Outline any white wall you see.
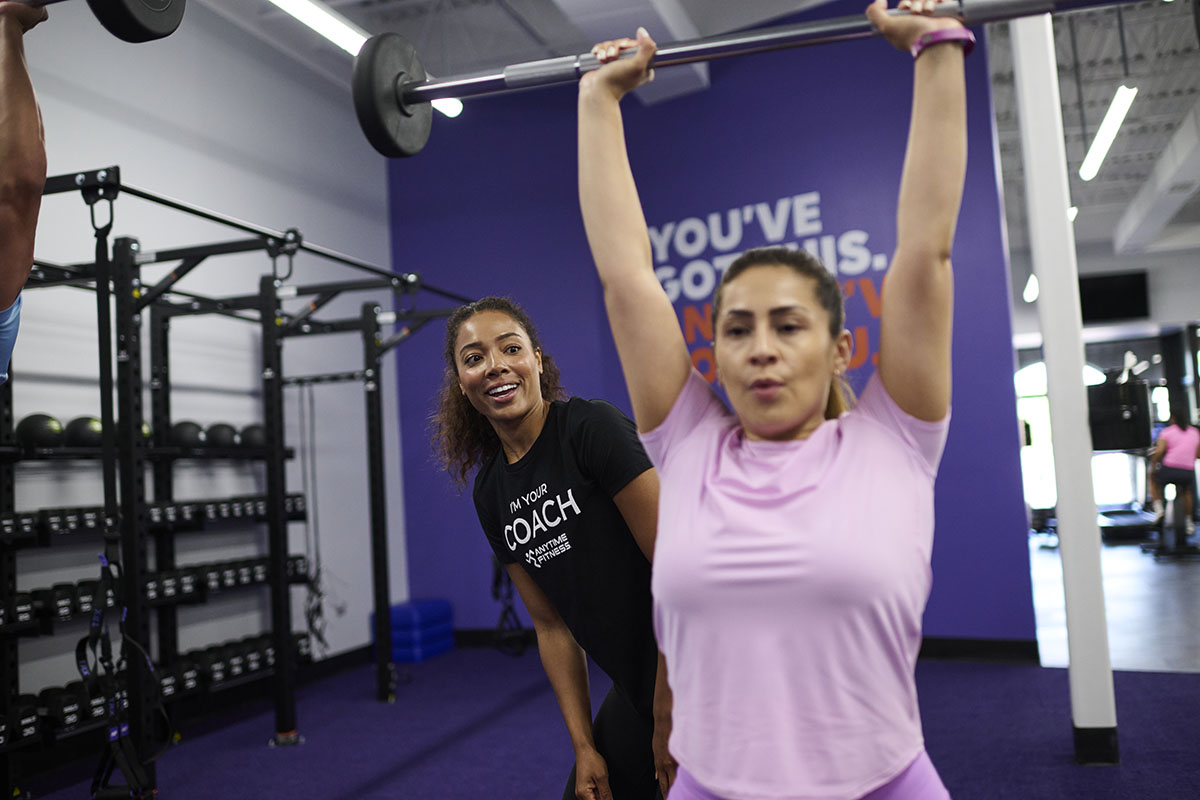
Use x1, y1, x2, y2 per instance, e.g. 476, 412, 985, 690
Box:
1009, 242, 1200, 343
12, 2, 408, 693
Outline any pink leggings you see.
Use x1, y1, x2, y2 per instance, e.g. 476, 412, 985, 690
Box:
667, 751, 950, 800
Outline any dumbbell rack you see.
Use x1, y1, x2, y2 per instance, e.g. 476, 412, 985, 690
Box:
0, 167, 468, 798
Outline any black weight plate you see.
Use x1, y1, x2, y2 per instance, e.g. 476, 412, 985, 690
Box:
352, 33, 432, 158
85, 0, 185, 44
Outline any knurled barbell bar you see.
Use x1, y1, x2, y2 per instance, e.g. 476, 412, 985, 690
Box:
353, 0, 1134, 159
23, 0, 185, 44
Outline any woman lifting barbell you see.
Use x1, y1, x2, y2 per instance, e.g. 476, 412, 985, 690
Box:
577, 0, 971, 797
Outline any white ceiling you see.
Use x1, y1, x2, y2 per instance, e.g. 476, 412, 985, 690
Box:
198, 0, 1200, 287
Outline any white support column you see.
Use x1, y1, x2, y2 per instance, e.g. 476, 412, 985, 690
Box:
1010, 15, 1118, 764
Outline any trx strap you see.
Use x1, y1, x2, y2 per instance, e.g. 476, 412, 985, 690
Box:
75, 217, 160, 800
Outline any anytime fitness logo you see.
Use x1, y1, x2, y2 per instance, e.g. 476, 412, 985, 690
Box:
504, 483, 582, 567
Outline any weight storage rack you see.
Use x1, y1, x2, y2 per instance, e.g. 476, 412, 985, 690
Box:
0, 167, 467, 798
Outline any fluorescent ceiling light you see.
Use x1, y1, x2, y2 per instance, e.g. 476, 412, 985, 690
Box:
1083, 364, 1107, 385
1079, 85, 1138, 182
266, 0, 463, 118
267, 0, 366, 55
1014, 362, 1107, 398
1067, 206, 1078, 222
1023, 273, 1039, 303
434, 98, 464, 118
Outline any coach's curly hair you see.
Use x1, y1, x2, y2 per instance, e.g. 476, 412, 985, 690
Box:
431, 297, 566, 489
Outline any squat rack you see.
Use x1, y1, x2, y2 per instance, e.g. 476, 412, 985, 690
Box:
14, 166, 467, 794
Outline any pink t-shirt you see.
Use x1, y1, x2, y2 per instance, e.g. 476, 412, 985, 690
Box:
1159, 424, 1200, 471
641, 370, 949, 800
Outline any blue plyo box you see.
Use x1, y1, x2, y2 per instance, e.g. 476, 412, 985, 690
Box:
390, 619, 454, 647
369, 598, 454, 663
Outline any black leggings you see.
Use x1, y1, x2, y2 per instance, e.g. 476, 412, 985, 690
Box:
561, 684, 660, 800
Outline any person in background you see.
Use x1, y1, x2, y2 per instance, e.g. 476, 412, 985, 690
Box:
0, 1, 47, 385
432, 297, 674, 799
1148, 408, 1200, 535
577, 0, 971, 796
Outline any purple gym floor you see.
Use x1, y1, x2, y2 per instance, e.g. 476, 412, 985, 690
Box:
29, 648, 1200, 799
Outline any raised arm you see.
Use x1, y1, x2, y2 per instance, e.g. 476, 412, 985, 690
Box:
0, 3, 48, 309
869, 0, 969, 421
578, 30, 692, 433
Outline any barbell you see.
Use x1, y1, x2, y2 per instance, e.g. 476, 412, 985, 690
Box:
24, 0, 184, 43
353, 0, 1133, 159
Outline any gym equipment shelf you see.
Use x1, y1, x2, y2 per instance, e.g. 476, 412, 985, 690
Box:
0, 445, 295, 461
0, 167, 465, 797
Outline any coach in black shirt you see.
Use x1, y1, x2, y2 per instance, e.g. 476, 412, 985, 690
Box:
433, 297, 673, 800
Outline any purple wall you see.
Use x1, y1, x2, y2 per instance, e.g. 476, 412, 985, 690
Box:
389, 9, 1034, 640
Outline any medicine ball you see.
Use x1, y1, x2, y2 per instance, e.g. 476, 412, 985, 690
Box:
206, 423, 239, 448
15, 413, 64, 449
64, 416, 104, 448
240, 424, 266, 449
171, 421, 206, 448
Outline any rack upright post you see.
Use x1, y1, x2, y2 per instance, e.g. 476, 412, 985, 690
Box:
361, 304, 394, 702
112, 237, 158, 785
260, 275, 300, 744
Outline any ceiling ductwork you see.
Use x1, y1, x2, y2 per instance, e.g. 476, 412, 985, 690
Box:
1114, 96, 1200, 254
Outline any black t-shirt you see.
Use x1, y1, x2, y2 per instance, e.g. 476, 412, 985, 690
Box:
474, 398, 658, 715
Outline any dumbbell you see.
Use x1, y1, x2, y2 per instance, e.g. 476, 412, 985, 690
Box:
33, 583, 76, 621
177, 567, 198, 598
158, 668, 178, 699
240, 637, 265, 673
75, 579, 97, 614
200, 564, 222, 593
11, 593, 33, 625
286, 554, 309, 581
254, 634, 276, 669
159, 570, 179, 600
201, 645, 229, 684
176, 657, 200, 694
39, 686, 82, 729
11, 694, 39, 740
221, 642, 246, 678
67, 680, 105, 722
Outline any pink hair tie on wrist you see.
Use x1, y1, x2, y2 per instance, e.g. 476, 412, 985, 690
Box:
909, 27, 976, 60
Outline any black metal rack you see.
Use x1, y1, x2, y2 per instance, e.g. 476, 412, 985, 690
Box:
0, 167, 468, 796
